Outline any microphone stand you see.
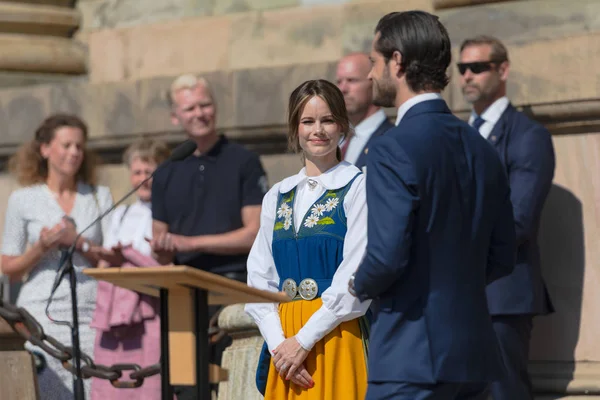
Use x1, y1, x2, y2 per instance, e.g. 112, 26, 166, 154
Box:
66, 243, 85, 399
46, 139, 197, 400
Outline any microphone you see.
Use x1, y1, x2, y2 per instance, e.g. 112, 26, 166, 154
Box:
48, 139, 197, 296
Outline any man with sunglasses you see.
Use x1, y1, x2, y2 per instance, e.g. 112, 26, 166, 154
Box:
458, 35, 556, 400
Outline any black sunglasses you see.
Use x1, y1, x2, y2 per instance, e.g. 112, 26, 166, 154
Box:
456, 61, 495, 75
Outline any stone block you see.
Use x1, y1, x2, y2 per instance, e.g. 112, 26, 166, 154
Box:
87, 28, 127, 82
213, 0, 298, 15
0, 34, 86, 74
205, 70, 236, 130
77, 0, 212, 31
261, 153, 302, 186
0, 84, 52, 144
233, 62, 336, 128
47, 81, 106, 144
441, 0, 600, 46
342, 0, 434, 53
229, 5, 343, 71
88, 16, 232, 83
137, 76, 177, 135
96, 81, 143, 137
0, 2, 80, 37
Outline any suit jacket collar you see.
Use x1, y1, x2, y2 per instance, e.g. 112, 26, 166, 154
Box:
400, 99, 452, 124
487, 102, 517, 146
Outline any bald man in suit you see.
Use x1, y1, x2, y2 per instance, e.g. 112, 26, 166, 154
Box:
336, 53, 393, 170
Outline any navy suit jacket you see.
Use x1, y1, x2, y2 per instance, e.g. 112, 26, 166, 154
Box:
354, 99, 516, 384
485, 103, 555, 316
354, 118, 394, 169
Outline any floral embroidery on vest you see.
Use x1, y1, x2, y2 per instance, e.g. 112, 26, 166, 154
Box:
303, 192, 339, 228
274, 191, 294, 231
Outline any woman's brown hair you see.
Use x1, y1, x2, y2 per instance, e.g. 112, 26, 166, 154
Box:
287, 79, 353, 161
8, 114, 97, 186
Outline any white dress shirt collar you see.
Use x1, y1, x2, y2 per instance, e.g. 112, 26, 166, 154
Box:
468, 96, 509, 128
343, 109, 387, 165
395, 93, 444, 126
354, 109, 387, 139
279, 161, 361, 193
468, 96, 509, 140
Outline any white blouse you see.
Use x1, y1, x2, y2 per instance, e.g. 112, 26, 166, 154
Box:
245, 161, 371, 353
103, 200, 152, 256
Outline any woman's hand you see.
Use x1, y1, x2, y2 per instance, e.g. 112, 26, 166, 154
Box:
272, 337, 311, 381
289, 364, 314, 389
39, 222, 67, 251
97, 244, 126, 267
57, 216, 77, 247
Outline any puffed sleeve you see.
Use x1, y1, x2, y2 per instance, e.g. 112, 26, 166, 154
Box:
244, 184, 286, 353
294, 175, 371, 351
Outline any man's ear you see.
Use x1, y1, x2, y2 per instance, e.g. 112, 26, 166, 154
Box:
498, 61, 510, 82
170, 111, 180, 127
391, 50, 403, 77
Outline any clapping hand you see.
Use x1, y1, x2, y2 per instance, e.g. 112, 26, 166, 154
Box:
56, 216, 77, 247
39, 221, 67, 251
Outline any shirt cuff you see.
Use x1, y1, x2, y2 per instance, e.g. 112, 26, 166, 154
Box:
256, 311, 286, 353
295, 306, 340, 351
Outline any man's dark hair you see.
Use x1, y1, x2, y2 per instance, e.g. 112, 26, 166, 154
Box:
374, 11, 451, 93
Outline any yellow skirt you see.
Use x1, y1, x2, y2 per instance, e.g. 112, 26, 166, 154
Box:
264, 298, 368, 400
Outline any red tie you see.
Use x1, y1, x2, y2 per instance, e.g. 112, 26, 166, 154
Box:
341, 137, 351, 158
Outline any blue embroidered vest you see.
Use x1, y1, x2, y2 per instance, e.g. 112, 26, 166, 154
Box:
255, 172, 361, 394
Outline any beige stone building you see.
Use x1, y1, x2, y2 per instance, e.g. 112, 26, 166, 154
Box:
0, 0, 599, 398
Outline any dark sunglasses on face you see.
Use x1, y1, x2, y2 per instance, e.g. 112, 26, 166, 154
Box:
456, 61, 495, 75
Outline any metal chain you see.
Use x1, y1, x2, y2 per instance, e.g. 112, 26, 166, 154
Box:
0, 299, 161, 389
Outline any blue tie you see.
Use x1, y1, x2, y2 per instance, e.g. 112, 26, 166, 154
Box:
472, 116, 485, 132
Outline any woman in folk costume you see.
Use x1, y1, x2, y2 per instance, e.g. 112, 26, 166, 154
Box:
90, 139, 171, 400
245, 79, 370, 399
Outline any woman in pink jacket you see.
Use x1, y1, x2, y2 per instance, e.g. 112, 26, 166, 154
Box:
91, 139, 170, 400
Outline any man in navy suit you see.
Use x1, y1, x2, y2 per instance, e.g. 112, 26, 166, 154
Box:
336, 52, 394, 170
458, 35, 556, 400
349, 11, 516, 399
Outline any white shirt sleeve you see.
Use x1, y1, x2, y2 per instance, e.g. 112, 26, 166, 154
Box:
1, 190, 27, 256
244, 185, 286, 354
295, 175, 371, 351
103, 205, 125, 250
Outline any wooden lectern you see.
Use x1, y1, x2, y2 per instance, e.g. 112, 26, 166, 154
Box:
84, 266, 289, 400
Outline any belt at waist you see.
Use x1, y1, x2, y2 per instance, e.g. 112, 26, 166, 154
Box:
279, 278, 333, 301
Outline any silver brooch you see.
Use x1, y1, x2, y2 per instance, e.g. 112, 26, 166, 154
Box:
307, 179, 318, 191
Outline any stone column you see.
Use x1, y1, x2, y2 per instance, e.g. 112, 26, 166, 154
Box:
217, 304, 264, 400
0, 0, 85, 87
